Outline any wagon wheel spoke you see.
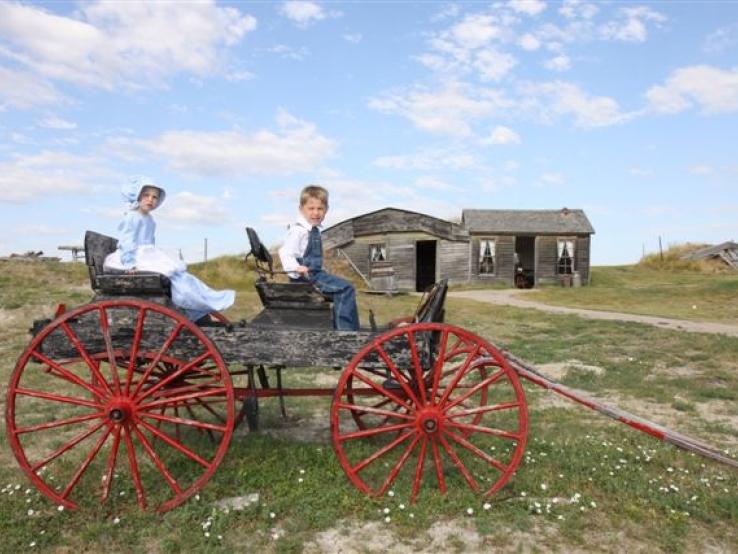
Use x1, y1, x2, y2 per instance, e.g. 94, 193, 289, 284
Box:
61, 426, 112, 499
350, 431, 415, 475
59, 321, 114, 396
29, 420, 107, 473
123, 424, 147, 510
130, 323, 186, 398
30, 351, 107, 400
404, 331, 427, 405
130, 424, 183, 494
443, 428, 507, 472
374, 345, 421, 406
443, 369, 506, 412
98, 306, 122, 393
437, 433, 479, 492
124, 306, 148, 395
430, 436, 447, 495
445, 401, 521, 419
135, 352, 212, 402
15, 387, 103, 409
15, 411, 105, 435
102, 426, 122, 503
134, 418, 211, 468
410, 436, 429, 502
377, 433, 422, 496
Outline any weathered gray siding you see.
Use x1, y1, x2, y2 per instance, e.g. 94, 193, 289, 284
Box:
467, 235, 515, 285
535, 236, 559, 284
576, 236, 591, 283
437, 240, 469, 284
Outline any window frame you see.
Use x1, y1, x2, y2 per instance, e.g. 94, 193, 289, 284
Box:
556, 238, 575, 275
369, 243, 388, 264
477, 237, 496, 276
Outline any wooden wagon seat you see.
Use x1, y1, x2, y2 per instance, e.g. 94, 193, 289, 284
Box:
84, 230, 172, 298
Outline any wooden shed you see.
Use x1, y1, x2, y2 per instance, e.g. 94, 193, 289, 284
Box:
462, 208, 595, 287
322, 208, 469, 292
322, 207, 595, 291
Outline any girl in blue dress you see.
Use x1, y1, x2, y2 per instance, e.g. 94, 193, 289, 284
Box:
104, 176, 235, 321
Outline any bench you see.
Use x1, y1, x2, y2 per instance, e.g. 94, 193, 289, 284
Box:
84, 230, 172, 304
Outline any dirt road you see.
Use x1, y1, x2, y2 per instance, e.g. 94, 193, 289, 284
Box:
449, 289, 738, 337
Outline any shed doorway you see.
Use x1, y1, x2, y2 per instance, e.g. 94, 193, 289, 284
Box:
415, 240, 436, 292
514, 236, 535, 288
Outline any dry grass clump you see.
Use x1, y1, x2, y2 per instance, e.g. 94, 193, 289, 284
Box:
638, 243, 731, 273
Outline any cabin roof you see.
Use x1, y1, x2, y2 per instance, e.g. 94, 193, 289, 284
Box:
461, 208, 595, 234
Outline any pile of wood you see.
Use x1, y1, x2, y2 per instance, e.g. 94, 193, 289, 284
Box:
0, 250, 60, 262
681, 241, 738, 269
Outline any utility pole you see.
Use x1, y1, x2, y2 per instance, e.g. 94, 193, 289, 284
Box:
658, 236, 663, 261
204, 238, 208, 263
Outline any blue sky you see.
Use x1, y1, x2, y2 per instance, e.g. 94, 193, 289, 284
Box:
1, 1, 736, 265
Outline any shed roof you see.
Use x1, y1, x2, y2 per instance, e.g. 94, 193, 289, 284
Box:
462, 208, 595, 234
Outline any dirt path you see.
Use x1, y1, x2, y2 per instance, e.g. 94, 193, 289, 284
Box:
449, 289, 738, 337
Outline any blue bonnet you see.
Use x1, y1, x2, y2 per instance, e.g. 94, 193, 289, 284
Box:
121, 175, 166, 209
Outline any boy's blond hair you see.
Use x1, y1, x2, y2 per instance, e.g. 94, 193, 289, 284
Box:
300, 185, 329, 207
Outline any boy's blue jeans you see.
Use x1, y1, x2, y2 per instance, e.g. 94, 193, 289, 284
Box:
292, 270, 359, 331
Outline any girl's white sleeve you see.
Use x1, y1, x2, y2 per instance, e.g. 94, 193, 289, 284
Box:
117, 213, 139, 267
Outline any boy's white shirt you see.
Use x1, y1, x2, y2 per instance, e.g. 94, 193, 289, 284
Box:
278, 213, 323, 279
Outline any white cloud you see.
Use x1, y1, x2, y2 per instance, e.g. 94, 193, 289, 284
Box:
342, 33, 362, 44
414, 175, 461, 192
0, 66, 61, 109
374, 147, 478, 171
0, 1, 257, 94
544, 54, 571, 72
0, 150, 114, 202
451, 14, 503, 49
482, 125, 521, 145
226, 69, 255, 82
518, 33, 541, 51
368, 83, 510, 136
145, 110, 336, 176
473, 48, 517, 81
520, 81, 630, 127
508, 0, 546, 17
559, 0, 598, 20
645, 65, 738, 114
689, 164, 714, 175
703, 23, 738, 54
269, 44, 310, 60
279, 1, 326, 27
159, 191, 231, 226
628, 167, 653, 177
37, 115, 77, 130
600, 6, 666, 43
539, 172, 565, 185
15, 224, 71, 237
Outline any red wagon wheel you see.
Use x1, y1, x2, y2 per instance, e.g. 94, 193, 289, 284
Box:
5, 299, 234, 512
331, 323, 528, 502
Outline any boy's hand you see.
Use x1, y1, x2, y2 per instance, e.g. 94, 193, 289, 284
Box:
296, 265, 310, 276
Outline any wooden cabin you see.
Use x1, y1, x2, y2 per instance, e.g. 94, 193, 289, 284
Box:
322, 207, 595, 291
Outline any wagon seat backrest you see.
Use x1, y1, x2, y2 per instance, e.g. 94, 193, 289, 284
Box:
245, 227, 333, 329
84, 230, 172, 303
415, 279, 448, 324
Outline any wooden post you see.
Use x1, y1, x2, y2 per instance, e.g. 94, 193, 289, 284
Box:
658, 236, 663, 261
204, 238, 208, 263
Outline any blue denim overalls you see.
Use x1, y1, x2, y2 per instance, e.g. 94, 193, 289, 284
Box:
293, 226, 359, 331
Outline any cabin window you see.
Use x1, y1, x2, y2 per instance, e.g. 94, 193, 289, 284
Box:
557, 239, 575, 274
369, 243, 387, 263
478, 239, 496, 275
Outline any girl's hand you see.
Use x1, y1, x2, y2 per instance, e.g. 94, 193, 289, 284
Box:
296, 265, 310, 276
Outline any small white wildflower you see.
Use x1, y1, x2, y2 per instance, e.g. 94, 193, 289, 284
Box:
218, 535, 223, 541
520, 491, 527, 497
25, 488, 32, 495
298, 478, 304, 483
113, 517, 120, 524
590, 501, 597, 508
388, 490, 395, 497
57, 505, 64, 512
204, 532, 210, 538
29, 542, 36, 548
195, 494, 200, 501
667, 467, 674, 473
119, 491, 125, 496
27, 509, 34, 516
14, 484, 21, 490
466, 507, 474, 515
409, 513, 414, 519
269, 512, 276, 519
540, 483, 548, 491
384, 516, 391, 523
272, 533, 279, 540
483, 502, 491, 510
383, 507, 390, 514
399, 504, 405, 510
299, 469, 305, 474
557, 515, 564, 520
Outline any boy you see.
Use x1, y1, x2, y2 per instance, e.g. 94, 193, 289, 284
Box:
278, 185, 359, 331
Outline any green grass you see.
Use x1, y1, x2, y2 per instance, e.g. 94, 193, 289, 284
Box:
525, 264, 738, 324
0, 259, 736, 552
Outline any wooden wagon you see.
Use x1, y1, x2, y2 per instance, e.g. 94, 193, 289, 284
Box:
5, 228, 530, 513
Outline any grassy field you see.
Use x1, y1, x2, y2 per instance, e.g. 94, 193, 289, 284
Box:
0, 258, 736, 553
525, 264, 738, 324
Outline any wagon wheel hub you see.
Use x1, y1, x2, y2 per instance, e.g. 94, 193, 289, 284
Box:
417, 409, 443, 435
106, 401, 133, 423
